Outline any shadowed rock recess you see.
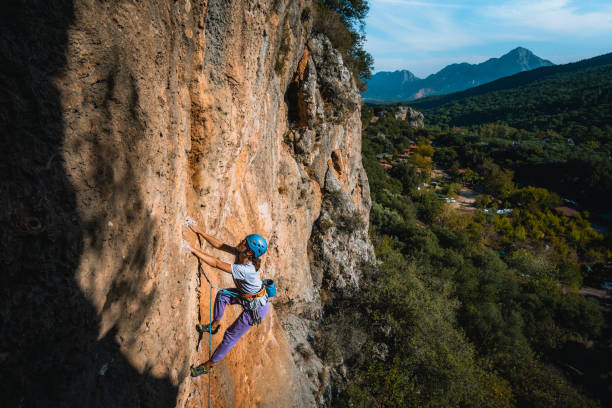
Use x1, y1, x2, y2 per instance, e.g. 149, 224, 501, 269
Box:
0, 1, 374, 407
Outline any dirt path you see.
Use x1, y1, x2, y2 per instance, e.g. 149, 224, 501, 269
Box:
451, 187, 478, 213
580, 286, 611, 300
430, 168, 478, 213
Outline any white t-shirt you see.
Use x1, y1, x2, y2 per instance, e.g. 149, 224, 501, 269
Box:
231, 262, 262, 295
230, 247, 267, 308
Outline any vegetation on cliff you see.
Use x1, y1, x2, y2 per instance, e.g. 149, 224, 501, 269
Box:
314, 0, 373, 90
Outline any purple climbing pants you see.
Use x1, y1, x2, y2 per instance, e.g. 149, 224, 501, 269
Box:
210, 288, 270, 363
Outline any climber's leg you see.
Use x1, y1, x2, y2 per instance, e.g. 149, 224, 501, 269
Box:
213, 288, 241, 321
196, 289, 240, 335
210, 302, 270, 363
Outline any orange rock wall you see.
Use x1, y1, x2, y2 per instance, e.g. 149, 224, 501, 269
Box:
28, 0, 371, 406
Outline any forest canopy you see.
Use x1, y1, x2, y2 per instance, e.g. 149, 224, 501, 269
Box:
331, 98, 612, 407
402, 58, 612, 211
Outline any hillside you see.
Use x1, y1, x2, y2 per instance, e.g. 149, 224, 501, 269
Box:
348, 106, 612, 407
363, 47, 553, 102
401, 53, 612, 210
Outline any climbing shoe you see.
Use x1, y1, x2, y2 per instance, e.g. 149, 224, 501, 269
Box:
196, 322, 219, 335
190, 364, 209, 377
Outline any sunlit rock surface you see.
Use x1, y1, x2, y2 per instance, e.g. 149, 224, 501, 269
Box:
1, 1, 374, 406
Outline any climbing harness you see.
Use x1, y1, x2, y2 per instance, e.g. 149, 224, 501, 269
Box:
242, 286, 266, 299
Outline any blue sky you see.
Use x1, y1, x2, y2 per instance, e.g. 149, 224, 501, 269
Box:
365, 0, 612, 77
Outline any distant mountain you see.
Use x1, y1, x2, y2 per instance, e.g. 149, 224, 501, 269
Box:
363, 47, 554, 103
407, 51, 612, 139
362, 70, 420, 102
408, 51, 612, 112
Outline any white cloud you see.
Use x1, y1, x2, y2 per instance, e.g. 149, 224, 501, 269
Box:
484, 0, 612, 35
366, 5, 480, 52
365, 0, 612, 74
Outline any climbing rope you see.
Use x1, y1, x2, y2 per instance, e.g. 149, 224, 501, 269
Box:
200, 263, 213, 408
198, 263, 240, 298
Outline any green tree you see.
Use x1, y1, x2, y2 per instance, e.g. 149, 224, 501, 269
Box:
509, 186, 562, 211
335, 236, 514, 408
433, 147, 458, 167
416, 191, 443, 224
481, 161, 515, 198
506, 249, 554, 279
409, 153, 433, 170
558, 261, 583, 289
390, 162, 424, 195
447, 182, 461, 197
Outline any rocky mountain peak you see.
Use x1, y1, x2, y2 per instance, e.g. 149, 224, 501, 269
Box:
400, 69, 419, 82
500, 46, 553, 69
508, 46, 530, 55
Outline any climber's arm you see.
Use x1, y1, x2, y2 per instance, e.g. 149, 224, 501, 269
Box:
189, 226, 235, 254
190, 247, 232, 274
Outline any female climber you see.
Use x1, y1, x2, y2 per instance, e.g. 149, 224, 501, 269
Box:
185, 219, 269, 377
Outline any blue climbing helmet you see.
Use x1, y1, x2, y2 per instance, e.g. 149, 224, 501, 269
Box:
245, 234, 267, 258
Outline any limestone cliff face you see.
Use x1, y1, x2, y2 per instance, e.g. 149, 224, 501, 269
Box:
0, 1, 373, 407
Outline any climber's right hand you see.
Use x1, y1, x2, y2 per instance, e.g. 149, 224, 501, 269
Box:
186, 216, 198, 229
